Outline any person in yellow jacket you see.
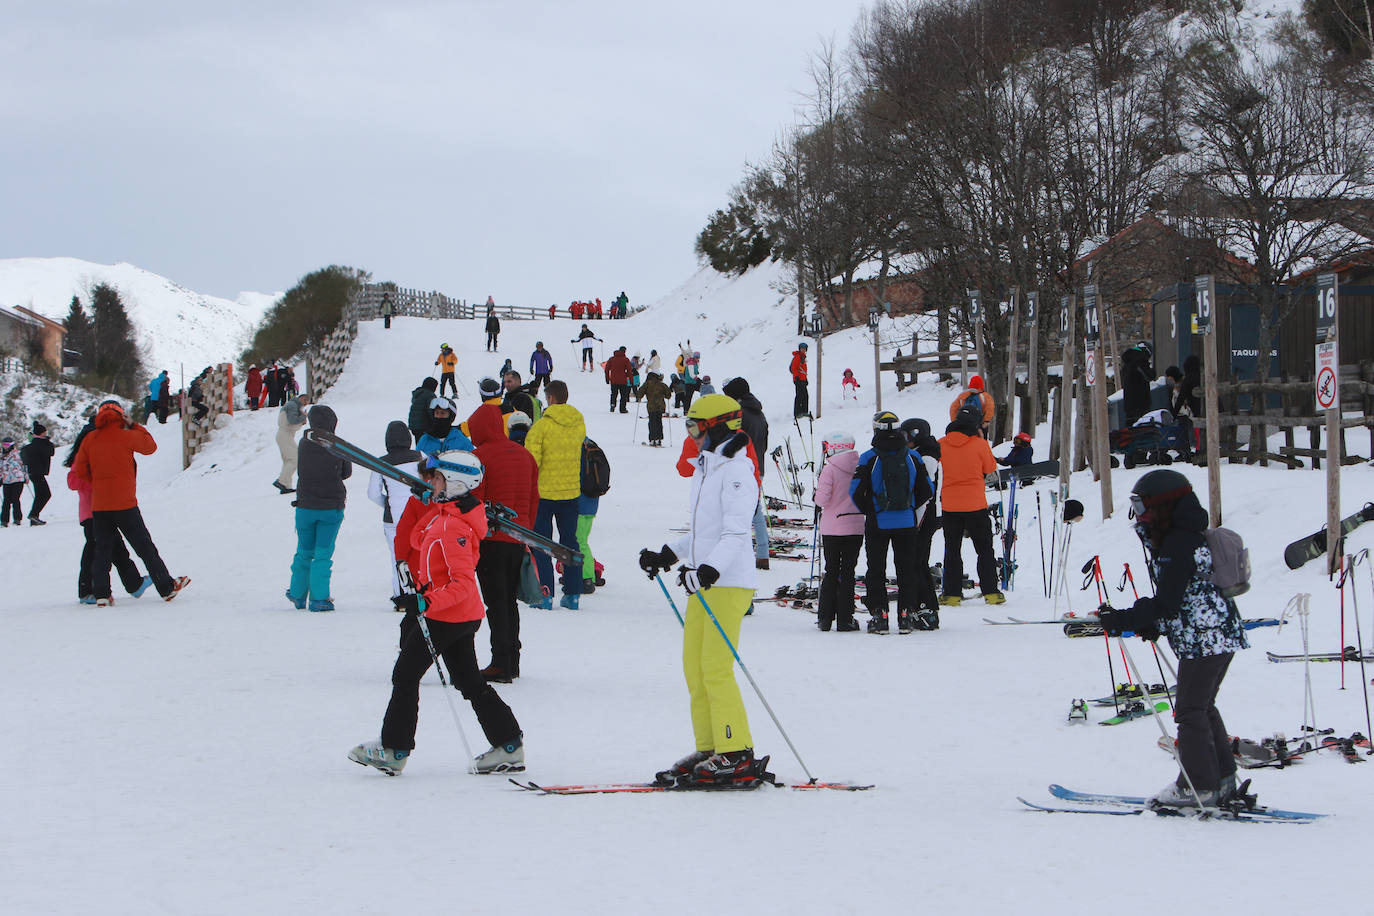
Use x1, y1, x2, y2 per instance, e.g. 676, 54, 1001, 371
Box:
638, 394, 770, 788
523, 379, 586, 609
435, 344, 458, 398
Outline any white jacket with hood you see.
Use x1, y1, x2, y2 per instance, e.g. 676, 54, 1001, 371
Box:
668, 431, 758, 591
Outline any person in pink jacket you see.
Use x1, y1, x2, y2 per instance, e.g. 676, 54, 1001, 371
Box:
63, 413, 151, 604
813, 432, 865, 631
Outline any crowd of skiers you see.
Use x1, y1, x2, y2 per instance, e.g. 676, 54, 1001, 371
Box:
243, 363, 299, 410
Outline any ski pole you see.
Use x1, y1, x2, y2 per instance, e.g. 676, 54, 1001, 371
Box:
1340, 551, 1374, 754
1119, 639, 1206, 809
652, 571, 686, 626
655, 574, 816, 784
414, 604, 478, 774
1036, 491, 1048, 599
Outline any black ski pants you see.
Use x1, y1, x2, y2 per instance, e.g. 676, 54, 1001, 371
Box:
439, 371, 457, 398
477, 540, 525, 675
486, 330, 497, 350
912, 505, 941, 611
793, 379, 809, 418
79, 517, 144, 597
820, 534, 863, 626
1, 482, 22, 525
1174, 652, 1236, 793
28, 474, 51, 520
862, 522, 920, 614
91, 507, 174, 600
609, 384, 630, 412
648, 412, 664, 443
941, 508, 1000, 597
381, 617, 520, 751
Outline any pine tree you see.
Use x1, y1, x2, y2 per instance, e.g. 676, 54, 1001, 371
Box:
63, 295, 93, 373
88, 283, 144, 396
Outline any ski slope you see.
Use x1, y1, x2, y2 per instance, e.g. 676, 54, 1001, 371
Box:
5, 268, 1374, 914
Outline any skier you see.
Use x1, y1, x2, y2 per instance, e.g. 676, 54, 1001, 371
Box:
647, 349, 661, 375
417, 397, 474, 454
948, 376, 994, 439
435, 344, 458, 398
814, 432, 863, 632
468, 405, 539, 683
638, 394, 770, 787
529, 341, 554, 395
789, 342, 809, 418
63, 417, 151, 603
286, 405, 350, 612
698, 376, 716, 396
604, 346, 634, 413
681, 348, 702, 412
722, 377, 770, 570
937, 405, 1002, 605
380, 293, 394, 329
849, 411, 933, 633
149, 370, 171, 424
1, 435, 26, 527
73, 401, 188, 605
901, 418, 943, 625
631, 352, 644, 394
21, 421, 54, 525
636, 371, 671, 447
1097, 470, 1249, 808
349, 450, 525, 776
407, 377, 439, 442
572, 324, 601, 371
996, 432, 1034, 467
366, 421, 420, 608
841, 368, 861, 401
245, 365, 264, 410
484, 307, 500, 351
524, 380, 585, 610
274, 391, 310, 494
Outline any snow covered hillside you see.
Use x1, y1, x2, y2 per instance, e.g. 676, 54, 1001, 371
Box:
4, 262, 1373, 914
0, 257, 276, 375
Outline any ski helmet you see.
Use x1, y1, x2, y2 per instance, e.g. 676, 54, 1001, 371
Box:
1014, 431, 1032, 445
686, 394, 743, 439
799, 342, 809, 350
900, 417, 931, 441
823, 432, 855, 456
1129, 468, 1192, 522
478, 377, 502, 399
873, 410, 900, 432
424, 450, 484, 500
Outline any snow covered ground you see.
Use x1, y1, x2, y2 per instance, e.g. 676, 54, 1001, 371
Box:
5, 262, 1374, 914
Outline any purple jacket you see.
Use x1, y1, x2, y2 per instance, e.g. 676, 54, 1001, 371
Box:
814, 450, 865, 537
530, 348, 554, 375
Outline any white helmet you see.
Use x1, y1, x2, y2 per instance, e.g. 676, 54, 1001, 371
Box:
425, 450, 483, 499
823, 432, 855, 456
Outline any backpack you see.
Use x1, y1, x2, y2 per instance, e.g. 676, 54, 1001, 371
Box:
954, 392, 983, 432
1203, 527, 1250, 598
580, 437, 611, 497
854, 450, 933, 518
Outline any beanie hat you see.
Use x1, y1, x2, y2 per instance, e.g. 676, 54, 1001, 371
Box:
722, 377, 751, 399
32, 421, 46, 435
970, 376, 985, 391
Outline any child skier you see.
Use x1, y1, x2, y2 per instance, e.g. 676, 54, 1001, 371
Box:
639, 394, 770, 787
349, 450, 525, 776
996, 432, 1033, 467
1, 435, 26, 527
841, 369, 860, 401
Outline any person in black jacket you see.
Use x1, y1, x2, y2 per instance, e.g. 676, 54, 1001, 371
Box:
21, 421, 55, 525
1098, 470, 1248, 809
1120, 344, 1154, 426
286, 405, 351, 612
485, 307, 501, 351
408, 377, 439, 443
723, 377, 771, 570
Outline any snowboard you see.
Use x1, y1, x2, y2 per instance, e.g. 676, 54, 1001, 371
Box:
1283, 503, 1374, 570
992, 460, 1060, 489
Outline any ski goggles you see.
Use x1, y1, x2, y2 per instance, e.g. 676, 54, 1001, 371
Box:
685, 410, 740, 438
1128, 494, 1147, 518
419, 453, 482, 477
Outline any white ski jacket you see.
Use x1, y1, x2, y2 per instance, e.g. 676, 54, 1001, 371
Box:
669, 431, 758, 591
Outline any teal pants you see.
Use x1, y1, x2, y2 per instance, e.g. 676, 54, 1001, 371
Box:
290, 508, 344, 601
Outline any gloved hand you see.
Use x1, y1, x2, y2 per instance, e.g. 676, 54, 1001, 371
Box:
453, 492, 481, 513
638, 545, 677, 579
392, 593, 420, 616
1095, 605, 1134, 637
677, 564, 719, 595
396, 560, 416, 594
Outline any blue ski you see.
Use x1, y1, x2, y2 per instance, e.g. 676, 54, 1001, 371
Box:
1046, 784, 1325, 821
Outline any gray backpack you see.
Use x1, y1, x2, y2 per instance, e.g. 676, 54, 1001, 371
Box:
1204, 527, 1250, 598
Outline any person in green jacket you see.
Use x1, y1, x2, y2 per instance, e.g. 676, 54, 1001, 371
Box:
636, 371, 671, 447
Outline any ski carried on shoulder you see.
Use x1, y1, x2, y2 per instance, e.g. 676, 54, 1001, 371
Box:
509, 778, 873, 795
304, 428, 582, 565
1015, 784, 1325, 823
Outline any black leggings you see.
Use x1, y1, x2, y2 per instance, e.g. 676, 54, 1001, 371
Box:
863, 523, 920, 613
381, 617, 520, 751
820, 534, 863, 625
28, 474, 51, 519
1175, 653, 1236, 792
1, 482, 21, 525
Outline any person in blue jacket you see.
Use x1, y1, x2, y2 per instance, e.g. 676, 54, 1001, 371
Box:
996, 432, 1033, 467
416, 397, 473, 454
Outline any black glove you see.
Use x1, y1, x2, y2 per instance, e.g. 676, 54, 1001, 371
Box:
392, 593, 420, 616
677, 564, 719, 594
1095, 605, 1133, 637
453, 492, 481, 513
639, 545, 677, 578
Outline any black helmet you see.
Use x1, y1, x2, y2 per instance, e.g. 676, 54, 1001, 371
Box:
1129, 469, 1192, 523
900, 417, 931, 440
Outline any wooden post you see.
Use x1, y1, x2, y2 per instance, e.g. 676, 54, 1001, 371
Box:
1026, 291, 1040, 435
1057, 294, 1077, 499
1103, 306, 1121, 395
967, 289, 988, 434
812, 311, 824, 421
1005, 288, 1021, 440
1196, 275, 1222, 525
1316, 272, 1341, 574
1084, 285, 1113, 520
871, 309, 882, 413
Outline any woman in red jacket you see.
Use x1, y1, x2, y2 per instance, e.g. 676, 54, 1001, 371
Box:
350, 451, 524, 776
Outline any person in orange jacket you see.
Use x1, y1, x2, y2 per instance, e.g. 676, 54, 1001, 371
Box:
936, 408, 1002, 605
948, 375, 995, 438
350, 451, 524, 776
72, 400, 189, 605
789, 342, 809, 418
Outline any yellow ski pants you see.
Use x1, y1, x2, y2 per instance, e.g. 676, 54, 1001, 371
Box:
682, 586, 754, 754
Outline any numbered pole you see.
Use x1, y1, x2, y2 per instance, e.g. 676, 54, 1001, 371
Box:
1196, 275, 1222, 526
869, 308, 882, 413
1316, 272, 1340, 574
967, 288, 987, 397
811, 312, 825, 421
1084, 285, 1112, 519
1026, 291, 1040, 436
1004, 289, 1020, 444
1056, 295, 1077, 496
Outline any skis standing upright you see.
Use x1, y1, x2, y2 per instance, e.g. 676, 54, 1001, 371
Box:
1000, 474, 1019, 591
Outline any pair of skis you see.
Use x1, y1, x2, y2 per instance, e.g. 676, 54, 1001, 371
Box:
510, 778, 871, 795
304, 429, 582, 565
1019, 784, 1324, 823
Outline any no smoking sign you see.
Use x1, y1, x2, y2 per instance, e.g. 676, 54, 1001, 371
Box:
1316, 342, 1338, 410
1084, 349, 1098, 388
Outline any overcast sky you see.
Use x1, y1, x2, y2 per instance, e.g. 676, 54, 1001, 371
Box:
2, 1, 872, 305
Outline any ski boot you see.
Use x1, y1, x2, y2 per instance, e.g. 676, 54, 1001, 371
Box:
938, 595, 961, 607
915, 608, 940, 631
836, 616, 860, 632
818, 613, 833, 632
474, 736, 525, 773
866, 609, 890, 634
1067, 699, 1088, 723
687, 748, 771, 788
897, 609, 915, 634
309, 598, 335, 612
655, 749, 711, 786
582, 578, 596, 595
348, 741, 409, 776
559, 593, 579, 610
1147, 779, 1218, 810
531, 595, 554, 610
285, 590, 306, 610
983, 592, 1006, 605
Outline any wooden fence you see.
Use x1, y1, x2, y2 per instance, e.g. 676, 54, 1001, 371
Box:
355, 285, 551, 322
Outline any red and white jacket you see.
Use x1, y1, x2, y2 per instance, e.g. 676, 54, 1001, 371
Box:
409, 500, 489, 623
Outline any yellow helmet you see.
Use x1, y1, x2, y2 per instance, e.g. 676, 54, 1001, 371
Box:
686, 394, 743, 434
